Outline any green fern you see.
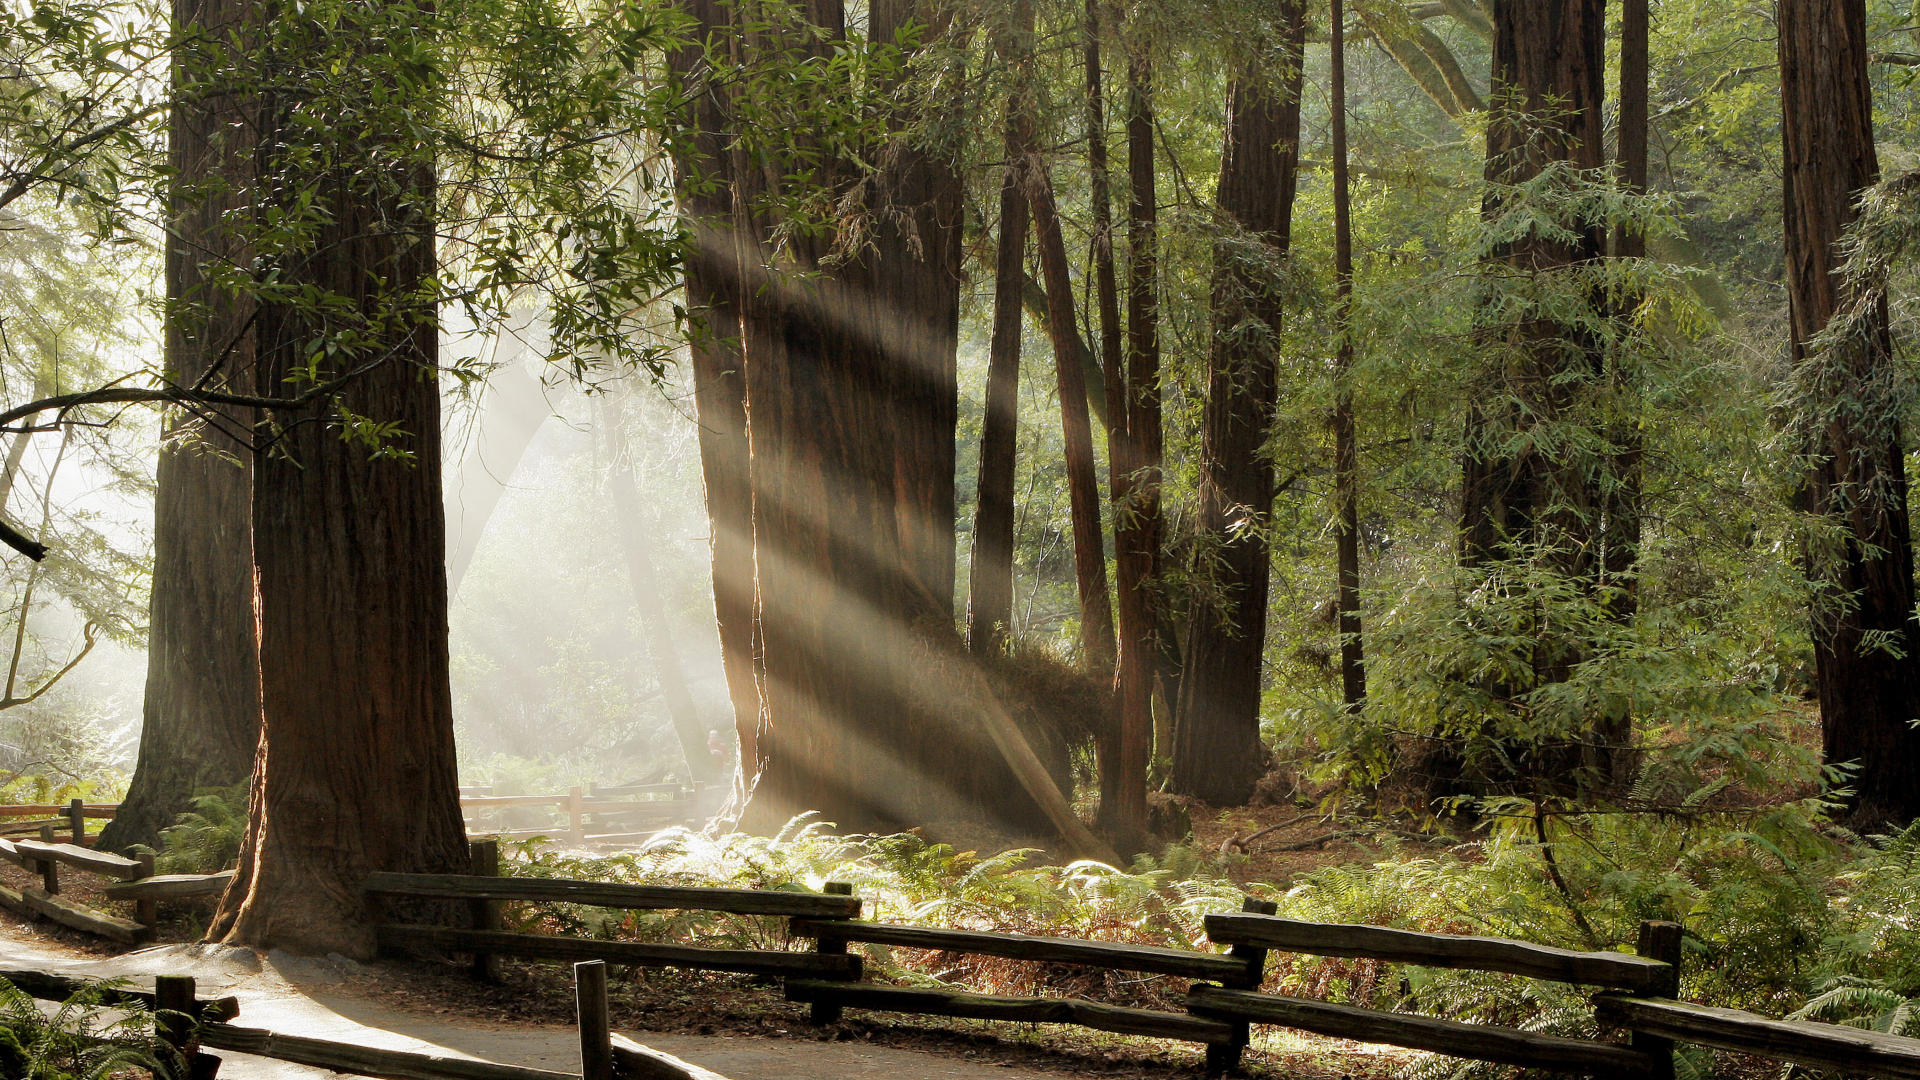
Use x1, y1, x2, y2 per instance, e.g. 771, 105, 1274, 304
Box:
0, 977, 183, 1080
155, 787, 248, 874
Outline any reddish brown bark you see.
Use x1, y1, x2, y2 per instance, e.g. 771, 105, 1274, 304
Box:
1170, 3, 1307, 805
1459, 0, 1606, 576
99, 0, 259, 853
872, 0, 964, 627
670, 0, 761, 786
1779, 0, 1920, 828
210, 99, 465, 955
1450, 0, 1612, 793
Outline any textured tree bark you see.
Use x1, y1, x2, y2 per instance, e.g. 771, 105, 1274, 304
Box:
966, 11, 1034, 659
872, 0, 963, 628
669, 0, 761, 790
1170, 3, 1307, 805
209, 63, 465, 957
1779, 0, 1920, 829
1451, 0, 1610, 792
730, 0, 1057, 837
99, 0, 261, 854
1459, 0, 1606, 574
1026, 159, 1116, 671
1098, 23, 1155, 848
1329, 0, 1365, 714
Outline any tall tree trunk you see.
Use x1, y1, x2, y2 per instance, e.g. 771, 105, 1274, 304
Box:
209, 42, 465, 956
873, 0, 963, 627
1099, 15, 1154, 846
1779, 0, 1920, 829
1451, 0, 1607, 792
967, 9, 1034, 659
1170, 3, 1308, 805
669, 0, 760, 792
100, 0, 260, 853
1026, 161, 1116, 670
1329, 0, 1365, 713
1459, 0, 1605, 572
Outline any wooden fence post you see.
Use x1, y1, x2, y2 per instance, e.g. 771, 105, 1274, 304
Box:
136, 853, 158, 928
37, 823, 58, 894
574, 960, 614, 1080
1205, 896, 1277, 1078
155, 974, 197, 1067
468, 839, 501, 982
67, 799, 85, 845
568, 786, 586, 845
807, 882, 858, 1026
1633, 920, 1683, 1080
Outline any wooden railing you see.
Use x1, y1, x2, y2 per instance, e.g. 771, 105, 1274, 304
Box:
369, 853, 1920, 1080
3, 960, 732, 1080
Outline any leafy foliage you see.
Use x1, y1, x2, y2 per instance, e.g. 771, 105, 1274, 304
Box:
0, 977, 182, 1080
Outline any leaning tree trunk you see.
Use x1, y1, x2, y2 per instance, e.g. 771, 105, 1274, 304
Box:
1026, 158, 1116, 671
209, 52, 465, 955
1170, 2, 1307, 806
99, 0, 261, 853
670, 0, 761, 788
1779, 0, 1920, 829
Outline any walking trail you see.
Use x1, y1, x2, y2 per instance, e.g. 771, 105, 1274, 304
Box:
0, 934, 1063, 1080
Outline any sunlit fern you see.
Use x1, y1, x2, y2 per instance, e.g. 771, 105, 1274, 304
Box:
0, 977, 182, 1080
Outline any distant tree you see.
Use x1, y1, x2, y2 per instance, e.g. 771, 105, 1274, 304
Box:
100, 0, 260, 854
1328, 0, 1363, 714
1777, 0, 1920, 829
1172, 1, 1309, 805
967, 0, 1035, 660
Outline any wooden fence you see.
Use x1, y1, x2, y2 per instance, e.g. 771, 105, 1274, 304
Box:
3, 960, 731, 1080
369, 850, 1920, 1080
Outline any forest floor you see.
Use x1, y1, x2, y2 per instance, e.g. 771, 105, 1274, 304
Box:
0, 801, 1413, 1080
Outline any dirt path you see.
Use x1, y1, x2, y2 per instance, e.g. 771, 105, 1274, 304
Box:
0, 936, 1066, 1080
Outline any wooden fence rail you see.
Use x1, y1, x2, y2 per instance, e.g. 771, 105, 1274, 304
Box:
2, 961, 734, 1080
369, 863, 1920, 1080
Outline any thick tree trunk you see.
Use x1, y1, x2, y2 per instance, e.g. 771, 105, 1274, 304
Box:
1329, 0, 1365, 714
1170, 3, 1307, 805
209, 72, 465, 957
967, 77, 1032, 658
872, 0, 963, 627
733, 0, 1058, 837
1459, 0, 1605, 574
1450, 0, 1610, 792
100, 0, 260, 853
1779, 0, 1920, 829
670, 0, 761, 789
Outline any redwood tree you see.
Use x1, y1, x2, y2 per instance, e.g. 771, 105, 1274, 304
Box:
98, 0, 259, 853
967, 0, 1035, 659
208, 11, 466, 955
1454, 0, 1611, 791
1171, 4, 1308, 805
1778, 0, 1920, 828
669, 0, 761, 782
